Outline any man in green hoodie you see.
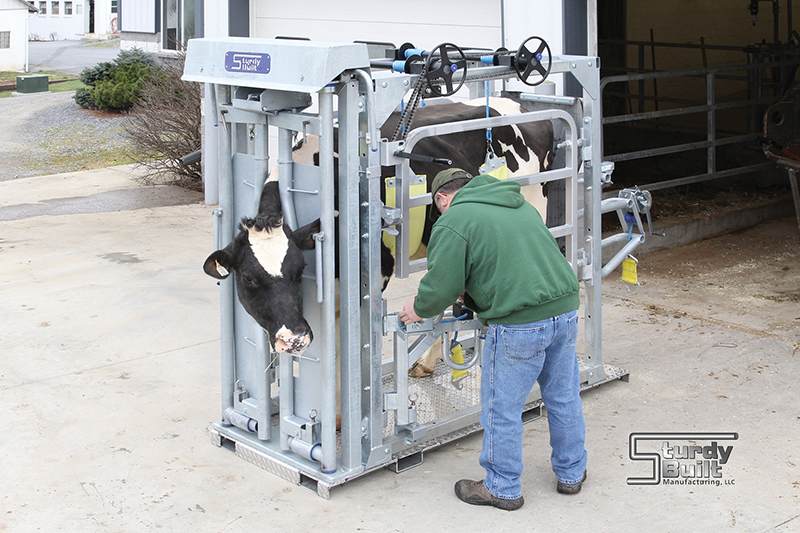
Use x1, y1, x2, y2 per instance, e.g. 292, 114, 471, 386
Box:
399, 168, 587, 510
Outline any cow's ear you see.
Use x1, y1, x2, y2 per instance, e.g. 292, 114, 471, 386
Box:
203, 249, 237, 279
290, 218, 321, 250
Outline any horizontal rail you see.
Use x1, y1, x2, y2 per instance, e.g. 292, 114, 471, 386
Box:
606, 134, 760, 163
600, 58, 800, 89
603, 96, 782, 125
631, 163, 774, 192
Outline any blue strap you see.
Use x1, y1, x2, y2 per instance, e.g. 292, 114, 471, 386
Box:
485, 82, 492, 146
400, 100, 406, 136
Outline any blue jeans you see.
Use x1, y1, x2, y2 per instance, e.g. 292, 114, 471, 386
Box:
479, 310, 587, 499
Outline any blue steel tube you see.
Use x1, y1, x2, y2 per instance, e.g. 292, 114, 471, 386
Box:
318, 88, 337, 474
216, 84, 236, 417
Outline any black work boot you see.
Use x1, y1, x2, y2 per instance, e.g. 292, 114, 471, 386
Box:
557, 471, 587, 494
454, 479, 524, 510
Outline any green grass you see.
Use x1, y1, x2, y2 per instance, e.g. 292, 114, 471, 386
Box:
0, 70, 86, 98
51, 80, 86, 93
1, 69, 76, 82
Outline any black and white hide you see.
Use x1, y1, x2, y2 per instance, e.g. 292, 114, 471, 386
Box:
203, 178, 321, 355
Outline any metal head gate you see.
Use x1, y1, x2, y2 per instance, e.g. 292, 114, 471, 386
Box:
184, 37, 634, 498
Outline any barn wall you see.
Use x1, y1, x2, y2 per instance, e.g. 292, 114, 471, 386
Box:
615, 1, 800, 129
0, 8, 30, 72
29, 2, 88, 40
251, 0, 503, 52
627, 0, 800, 71
250, 0, 589, 96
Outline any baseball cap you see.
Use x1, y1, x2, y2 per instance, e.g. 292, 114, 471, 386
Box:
430, 168, 473, 196
429, 168, 473, 221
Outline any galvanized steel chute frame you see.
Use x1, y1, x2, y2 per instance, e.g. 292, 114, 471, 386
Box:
183, 37, 636, 498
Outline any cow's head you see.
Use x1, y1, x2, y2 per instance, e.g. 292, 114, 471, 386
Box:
203, 181, 319, 355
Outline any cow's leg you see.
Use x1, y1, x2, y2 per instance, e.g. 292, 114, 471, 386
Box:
409, 336, 443, 377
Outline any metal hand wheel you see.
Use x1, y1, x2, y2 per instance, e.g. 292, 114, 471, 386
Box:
515, 36, 552, 86
425, 42, 467, 97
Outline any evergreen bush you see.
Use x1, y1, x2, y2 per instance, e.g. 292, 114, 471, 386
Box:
90, 62, 151, 111
75, 48, 155, 111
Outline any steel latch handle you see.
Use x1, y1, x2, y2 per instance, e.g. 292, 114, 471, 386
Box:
313, 232, 324, 303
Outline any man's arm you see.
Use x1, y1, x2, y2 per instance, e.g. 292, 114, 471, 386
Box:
402, 225, 469, 322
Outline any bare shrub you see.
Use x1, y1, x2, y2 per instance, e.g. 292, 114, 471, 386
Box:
123, 53, 202, 190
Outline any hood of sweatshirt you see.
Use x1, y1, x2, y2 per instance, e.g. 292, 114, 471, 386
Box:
448, 174, 525, 210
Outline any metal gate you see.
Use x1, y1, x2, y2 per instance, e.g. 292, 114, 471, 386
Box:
184, 37, 634, 497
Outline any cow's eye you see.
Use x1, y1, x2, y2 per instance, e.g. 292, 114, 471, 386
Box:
242, 275, 257, 287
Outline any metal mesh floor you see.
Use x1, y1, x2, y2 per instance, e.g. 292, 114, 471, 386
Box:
382, 359, 482, 438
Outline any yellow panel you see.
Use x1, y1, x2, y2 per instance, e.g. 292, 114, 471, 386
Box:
383, 176, 427, 258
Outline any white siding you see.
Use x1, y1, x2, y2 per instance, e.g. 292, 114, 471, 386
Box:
29, 2, 88, 40
0, 0, 34, 9
252, 0, 503, 52
249, 0, 572, 94
0, 7, 29, 71
120, 0, 156, 33
503, 0, 564, 94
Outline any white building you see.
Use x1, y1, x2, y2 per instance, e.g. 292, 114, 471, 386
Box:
0, 0, 38, 72
119, 0, 200, 53
28, 0, 118, 41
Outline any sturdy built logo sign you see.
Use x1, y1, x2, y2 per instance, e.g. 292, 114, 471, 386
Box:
628, 432, 738, 486
224, 52, 271, 74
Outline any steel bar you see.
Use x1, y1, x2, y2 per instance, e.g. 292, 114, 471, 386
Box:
216, 84, 236, 417
318, 87, 337, 473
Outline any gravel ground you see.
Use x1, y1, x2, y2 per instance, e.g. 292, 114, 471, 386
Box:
0, 91, 136, 181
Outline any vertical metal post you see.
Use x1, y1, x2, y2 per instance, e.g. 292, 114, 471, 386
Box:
581, 64, 607, 385
279, 351, 293, 451
278, 128, 298, 230
337, 79, 363, 469
216, 84, 236, 417
361, 163, 387, 468
638, 44, 645, 113
707, 74, 716, 177
394, 160, 413, 278
254, 123, 271, 442
394, 330, 410, 427
747, 52, 757, 134
565, 121, 578, 271
787, 168, 800, 232
318, 87, 338, 473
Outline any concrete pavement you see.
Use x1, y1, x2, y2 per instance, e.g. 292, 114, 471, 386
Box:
28, 39, 120, 76
1, 166, 799, 532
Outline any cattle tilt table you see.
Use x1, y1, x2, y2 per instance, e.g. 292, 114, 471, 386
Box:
183, 37, 643, 498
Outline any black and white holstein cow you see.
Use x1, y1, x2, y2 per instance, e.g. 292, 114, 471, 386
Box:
202, 98, 554, 365
203, 177, 321, 355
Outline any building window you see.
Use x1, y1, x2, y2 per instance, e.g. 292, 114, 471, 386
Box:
76, 3, 82, 15
39, 1, 47, 14
64, 1, 72, 14
0, 32, 9, 49
51, 1, 59, 15
111, 0, 117, 14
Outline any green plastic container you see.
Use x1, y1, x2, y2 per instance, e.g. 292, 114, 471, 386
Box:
16, 75, 49, 94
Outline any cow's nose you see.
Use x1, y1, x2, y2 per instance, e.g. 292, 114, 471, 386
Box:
274, 328, 311, 354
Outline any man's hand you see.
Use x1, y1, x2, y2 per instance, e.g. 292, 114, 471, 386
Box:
399, 297, 423, 325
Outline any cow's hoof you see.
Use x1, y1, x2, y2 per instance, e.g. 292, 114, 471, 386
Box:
408, 361, 435, 378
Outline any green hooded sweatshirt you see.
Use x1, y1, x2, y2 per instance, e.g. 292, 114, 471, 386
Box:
413, 174, 580, 325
